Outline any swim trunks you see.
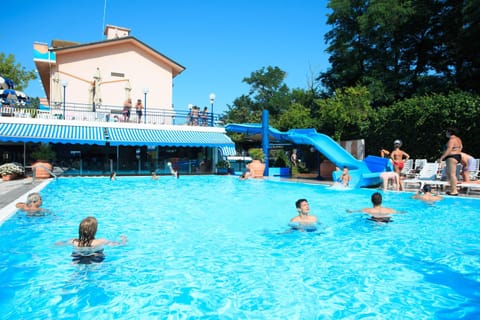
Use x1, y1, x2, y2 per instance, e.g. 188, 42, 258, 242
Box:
393, 161, 404, 170
444, 154, 461, 163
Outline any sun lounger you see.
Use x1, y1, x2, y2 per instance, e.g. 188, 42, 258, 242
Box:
402, 162, 448, 190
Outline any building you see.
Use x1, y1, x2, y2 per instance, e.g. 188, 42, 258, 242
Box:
0, 25, 235, 176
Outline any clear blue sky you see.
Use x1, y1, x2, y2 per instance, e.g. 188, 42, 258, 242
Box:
1, 0, 331, 115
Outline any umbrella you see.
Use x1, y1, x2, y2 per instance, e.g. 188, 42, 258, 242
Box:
124, 80, 132, 100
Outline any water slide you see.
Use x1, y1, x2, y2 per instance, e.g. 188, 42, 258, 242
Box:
225, 123, 389, 188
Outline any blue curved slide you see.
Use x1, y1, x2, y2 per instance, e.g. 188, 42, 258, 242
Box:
225, 123, 390, 188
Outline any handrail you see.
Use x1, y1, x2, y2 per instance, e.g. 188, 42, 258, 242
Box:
32, 163, 57, 181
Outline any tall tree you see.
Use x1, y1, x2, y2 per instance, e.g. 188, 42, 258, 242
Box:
319, 0, 480, 106
0, 53, 37, 91
223, 66, 291, 124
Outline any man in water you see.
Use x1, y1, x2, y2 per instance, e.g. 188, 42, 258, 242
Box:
347, 192, 402, 223
16, 192, 49, 215
412, 185, 443, 202
289, 199, 318, 231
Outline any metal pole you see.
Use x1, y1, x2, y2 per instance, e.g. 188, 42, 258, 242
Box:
144, 92, 147, 124
210, 102, 213, 127
62, 85, 66, 120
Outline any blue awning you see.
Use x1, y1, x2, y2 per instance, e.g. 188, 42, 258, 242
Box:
106, 127, 235, 148
0, 123, 106, 145
219, 146, 237, 157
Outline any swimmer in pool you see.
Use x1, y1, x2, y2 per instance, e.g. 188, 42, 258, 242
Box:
412, 185, 443, 202
289, 198, 319, 231
16, 192, 49, 215
347, 192, 403, 223
56, 216, 127, 264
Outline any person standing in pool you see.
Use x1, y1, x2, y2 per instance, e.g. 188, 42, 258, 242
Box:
438, 128, 463, 196
289, 199, 318, 231
347, 192, 402, 223
56, 216, 127, 264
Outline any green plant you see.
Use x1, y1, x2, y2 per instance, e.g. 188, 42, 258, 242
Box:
0, 162, 24, 176
271, 149, 289, 167
248, 148, 265, 162
32, 143, 56, 161
216, 160, 231, 169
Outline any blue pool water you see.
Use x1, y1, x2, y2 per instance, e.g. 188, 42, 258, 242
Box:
1, 176, 480, 319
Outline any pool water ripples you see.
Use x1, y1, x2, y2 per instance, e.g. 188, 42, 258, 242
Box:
0, 176, 480, 319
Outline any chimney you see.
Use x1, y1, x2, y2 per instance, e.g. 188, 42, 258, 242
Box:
103, 25, 131, 40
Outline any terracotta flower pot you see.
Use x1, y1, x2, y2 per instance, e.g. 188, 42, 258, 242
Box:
248, 160, 266, 178
2, 174, 18, 181
32, 161, 53, 179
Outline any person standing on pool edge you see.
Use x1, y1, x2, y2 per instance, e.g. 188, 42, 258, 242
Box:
438, 127, 463, 196
289, 199, 318, 231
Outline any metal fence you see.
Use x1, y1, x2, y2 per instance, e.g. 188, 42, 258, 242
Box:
0, 102, 223, 127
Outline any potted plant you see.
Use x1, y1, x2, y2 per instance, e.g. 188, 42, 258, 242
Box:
216, 160, 231, 175
0, 162, 25, 181
247, 148, 266, 178
31, 143, 56, 179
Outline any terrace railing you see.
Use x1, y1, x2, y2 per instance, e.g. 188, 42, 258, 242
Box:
0, 102, 223, 127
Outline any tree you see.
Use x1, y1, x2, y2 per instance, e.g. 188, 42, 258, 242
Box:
315, 86, 373, 142
223, 66, 291, 124
319, 0, 480, 106
0, 53, 37, 91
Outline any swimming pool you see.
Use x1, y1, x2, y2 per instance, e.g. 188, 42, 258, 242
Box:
0, 176, 479, 319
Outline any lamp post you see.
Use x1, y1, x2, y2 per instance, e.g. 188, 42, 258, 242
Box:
143, 88, 149, 124
209, 93, 215, 127
62, 80, 68, 120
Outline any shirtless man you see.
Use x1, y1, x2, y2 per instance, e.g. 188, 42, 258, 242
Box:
16, 192, 48, 215
347, 192, 402, 223
460, 152, 478, 183
289, 199, 318, 231
412, 185, 443, 202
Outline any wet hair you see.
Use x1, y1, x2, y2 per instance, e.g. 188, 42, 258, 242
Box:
110, 172, 116, 179
371, 192, 383, 206
422, 185, 432, 193
26, 193, 41, 205
77, 216, 98, 247
446, 127, 459, 136
295, 198, 308, 208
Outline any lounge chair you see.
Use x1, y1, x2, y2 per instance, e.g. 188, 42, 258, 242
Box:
402, 162, 448, 190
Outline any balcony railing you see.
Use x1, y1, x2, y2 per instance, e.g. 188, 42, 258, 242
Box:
0, 102, 223, 127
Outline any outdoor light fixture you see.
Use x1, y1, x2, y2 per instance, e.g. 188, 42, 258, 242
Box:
143, 88, 149, 124
209, 93, 215, 127
62, 80, 68, 120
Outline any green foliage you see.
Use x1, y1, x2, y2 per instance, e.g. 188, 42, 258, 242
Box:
315, 86, 373, 141
270, 149, 289, 167
215, 160, 231, 169
0, 52, 37, 91
248, 148, 265, 162
320, 0, 480, 106
275, 102, 316, 132
32, 143, 56, 161
366, 92, 480, 159
223, 66, 291, 124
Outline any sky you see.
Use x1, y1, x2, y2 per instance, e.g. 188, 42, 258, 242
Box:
1, 0, 331, 115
